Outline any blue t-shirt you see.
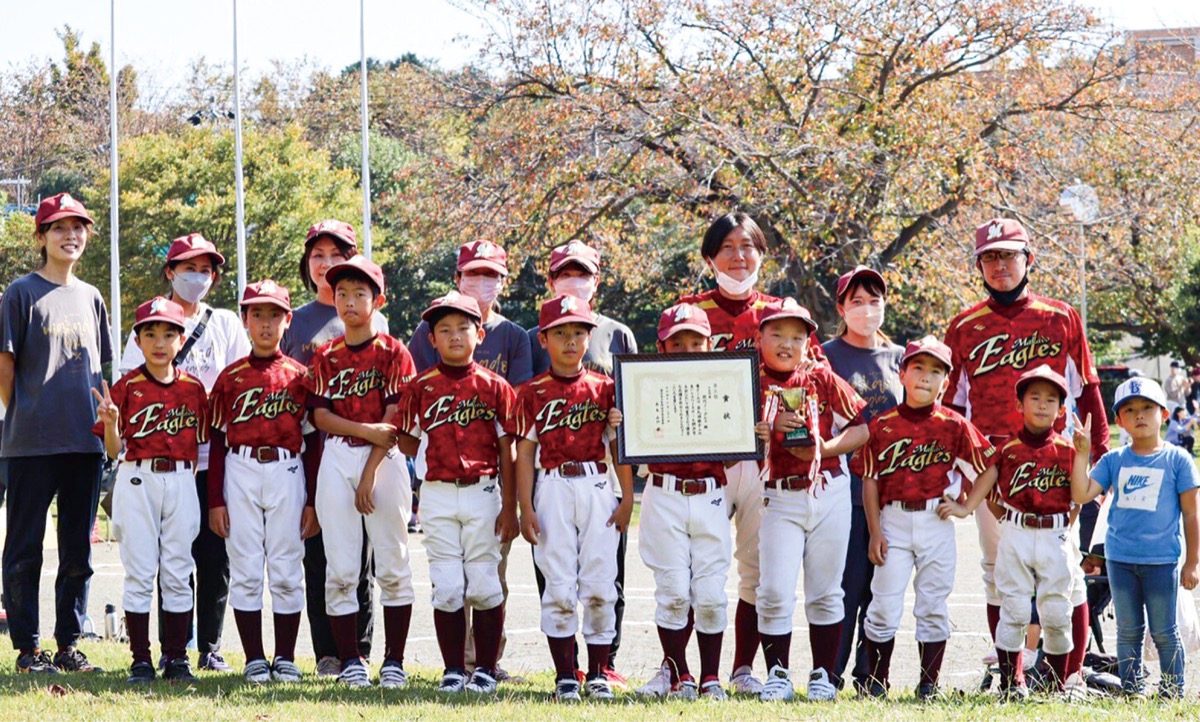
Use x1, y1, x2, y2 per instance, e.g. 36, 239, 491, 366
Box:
409, 313, 532, 386
1092, 443, 1200, 564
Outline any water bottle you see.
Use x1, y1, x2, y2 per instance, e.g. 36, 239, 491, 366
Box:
82, 614, 95, 637
105, 604, 119, 640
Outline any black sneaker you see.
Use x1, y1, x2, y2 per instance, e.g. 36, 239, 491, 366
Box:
54, 646, 103, 673
198, 651, 232, 672
128, 661, 156, 684
915, 682, 940, 701
16, 650, 59, 674
863, 678, 888, 699
164, 658, 199, 684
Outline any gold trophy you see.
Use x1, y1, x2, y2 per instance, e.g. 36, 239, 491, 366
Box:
776, 387, 815, 448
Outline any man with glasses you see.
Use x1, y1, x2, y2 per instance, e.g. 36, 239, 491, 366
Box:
942, 219, 1110, 686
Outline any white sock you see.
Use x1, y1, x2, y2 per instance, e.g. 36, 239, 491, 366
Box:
1022, 648, 1038, 670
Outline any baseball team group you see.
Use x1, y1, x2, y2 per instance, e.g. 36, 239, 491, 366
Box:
0, 191, 1196, 704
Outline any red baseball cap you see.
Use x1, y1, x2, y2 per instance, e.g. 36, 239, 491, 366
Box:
305, 219, 358, 249
133, 296, 186, 332
1015, 364, 1069, 400
974, 219, 1031, 256
457, 241, 508, 275
836, 265, 886, 301
549, 241, 601, 275
240, 279, 292, 312
759, 297, 818, 333
326, 255, 385, 295
539, 294, 597, 331
35, 193, 94, 226
901, 335, 954, 372
165, 233, 226, 266
657, 303, 711, 342
421, 290, 482, 324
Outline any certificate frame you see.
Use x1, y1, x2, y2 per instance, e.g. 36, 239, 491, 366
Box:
613, 351, 763, 465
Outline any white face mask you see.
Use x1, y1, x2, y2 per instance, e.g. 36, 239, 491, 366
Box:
553, 275, 597, 302
844, 304, 884, 337
712, 267, 759, 297
458, 275, 503, 306
171, 271, 213, 304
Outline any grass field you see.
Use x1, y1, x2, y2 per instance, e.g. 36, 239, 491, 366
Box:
0, 644, 1196, 721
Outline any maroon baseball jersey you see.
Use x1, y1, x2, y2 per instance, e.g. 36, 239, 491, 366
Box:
514, 370, 614, 470
943, 293, 1099, 440
306, 333, 416, 427
991, 428, 1075, 516
857, 403, 994, 504
647, 460, 728, 485
397, 361, 518, 480
93, 366, 209, 461
679, 289, 826, 363
210, 351, 312, 454
762, 364, 866, 479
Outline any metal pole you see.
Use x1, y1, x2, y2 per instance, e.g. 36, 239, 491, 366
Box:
1079, 222, 1087, 337
360, 0, 372, 259
109, 0, 122, 382
232, 0, 248, 297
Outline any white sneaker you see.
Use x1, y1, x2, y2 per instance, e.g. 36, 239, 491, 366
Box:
700, 679, 728, 700
759, 665, 794, 701
730, 665, 764, 695
270, 658, 302, 683
555, 678, 582, 702
337, 658, 370, 688
316, 656, 341, 678
379, 660, 407, 689
669, 676, 699, 700
466, 668, 498, 694
807, 668, 837, 701
439, 669, 468, 693
981, 649, 999, 666
1063, 672, 1091, 701
636, 664, 672, 697
586, 676, 615, 699
243, 658, 270, 684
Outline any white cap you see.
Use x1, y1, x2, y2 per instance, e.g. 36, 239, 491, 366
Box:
1112, 377, 1169, 414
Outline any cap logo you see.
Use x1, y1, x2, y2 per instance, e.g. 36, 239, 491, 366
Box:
60, 195, 77, 209
260, 280, 277, 294
150, 298, 168, 314
475, 242, 495, 258
781, 298, 800, 311
673, 305, 691, 321
1129, 380, 1142, 395
318, 220, 337, 233
565, 241, 585, 255
560, 296, 577, 313
987, 222, 1003, 241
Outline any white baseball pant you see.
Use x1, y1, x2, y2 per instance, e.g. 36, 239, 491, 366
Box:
994, 522, 1086, 654
865, 503, 956, 643
224, 449, 306, 614
756, 472, 851, 635
638, 477, 731, 634
976, 507, 1002, 606
111, 460, 199, 614
316, 438, 414, 616
725, 459, 763, 604
420, 479, 504, 612
532, 466, 618, 644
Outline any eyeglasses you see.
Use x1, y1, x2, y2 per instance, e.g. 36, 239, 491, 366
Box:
978, 250, 1022, 264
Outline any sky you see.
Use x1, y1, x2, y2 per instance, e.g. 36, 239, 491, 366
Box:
3, 0, 1199, 93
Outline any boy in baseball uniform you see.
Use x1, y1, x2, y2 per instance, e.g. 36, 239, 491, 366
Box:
752, 299, 868, 703
395, 291, 518, 695
207, 280, 320, 684
939, 364, 1089, 698
92, 297, 209, 685
306, 256, 418, 689
857, 337, 994, 700
637, 303, 731, 701
515, 294, 634, 702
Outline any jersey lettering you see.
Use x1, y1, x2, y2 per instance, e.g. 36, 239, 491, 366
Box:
424, 394, 497, 432
328, 367, 387, 400
231, 387, 303, 424
876, 439, 954, 476
1007, 460, 1070, 496
129, 403, 199, 439
970, 332, 1064, 376
535, 398, 607, 434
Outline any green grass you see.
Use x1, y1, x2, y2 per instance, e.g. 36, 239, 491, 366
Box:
0, 644, 1197, 721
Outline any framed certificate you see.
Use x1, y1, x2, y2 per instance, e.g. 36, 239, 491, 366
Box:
613, 351, 763, 464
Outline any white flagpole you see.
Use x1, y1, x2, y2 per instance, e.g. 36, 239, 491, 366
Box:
232, 0, 248, 297
360, 0, 372, 259
109, 0, 121, 382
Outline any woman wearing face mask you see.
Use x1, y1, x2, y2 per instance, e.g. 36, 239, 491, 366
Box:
279, 219, 385, 680
820, 266, 903, 695
117, 233, 251, 673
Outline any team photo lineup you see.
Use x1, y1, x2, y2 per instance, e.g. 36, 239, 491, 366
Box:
3, 193, 1200, 706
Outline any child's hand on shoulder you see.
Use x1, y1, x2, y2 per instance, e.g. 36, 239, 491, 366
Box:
607, 408, 623, 429
608, 496, 634, 533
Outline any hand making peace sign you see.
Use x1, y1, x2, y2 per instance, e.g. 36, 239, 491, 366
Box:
91, 380, 119, 427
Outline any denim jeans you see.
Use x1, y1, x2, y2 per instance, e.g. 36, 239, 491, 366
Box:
1108, 560, 1185, 696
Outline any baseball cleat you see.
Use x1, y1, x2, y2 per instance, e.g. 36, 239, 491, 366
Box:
915, 682, 941, 701
198, 652, 232, 672
700, 678, 728, 700
862, 677, 888, 699
807, 668, 838, 701
16, 650, 59, 675
997, 683, 1029, 702
466, 668, 499, 694
668, 675, 699, 701
600, 666, 628, 692
316, 656, 341, 678
379, 660, 408, 689
585, 675, 615, 699
759, 665, 794, 702
243, 658, 271, 684
636, 663, 672, 697
729, 665, 764, 695
127, 661, 156, 684
1061, 672, 1090, 701
555, 678, 583, 702
164, 658, 199, 684
270, 658, 303, 683
54, 646, 102, 673
439, 668, 468, 693
336, 658, 371, 688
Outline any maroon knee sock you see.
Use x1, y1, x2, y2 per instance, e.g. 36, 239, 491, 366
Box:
918, 640, 946, 686
126, 611, 152, 665
732, 599, 760, 671
472, 605, 504, 672
1067, 602, 1089, 678
162, 610, 191, 662
865, 637, 895, 685
987, 604, 1001, 642
809, 621, 843, 674
657, 626, 691, 683
273, 612, 301, 661
434, 608, 467, 669
759, 632, 791, 671
697, 631, 722, 683
586, 643, 611, 678
998, 648, 1026, 689
547, 635, 576, 680
233, 609, 266, 661
328, 612, 360, 664
1045, 652, 1068, 690
382, 604, 412, 665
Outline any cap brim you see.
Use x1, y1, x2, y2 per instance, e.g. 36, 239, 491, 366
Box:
133, 315, 185, 332
902, 350, 953, 372
658, 322, 712, 342
326, 266, 382, 295
549, 258, 600, 274
306, 231, 357, 249
1015, 377, 1068, 399
458, 259, 509, 274
759, 312, 818, 333
542, 314, 597, 331
167, 249, 227, 266
240, 297, 292, 312
837, 268, 885, 299
422, 305, 482, 324
38, 210, 94, 226
974, 240, 1028, 256
1113, 394, 1168, 414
